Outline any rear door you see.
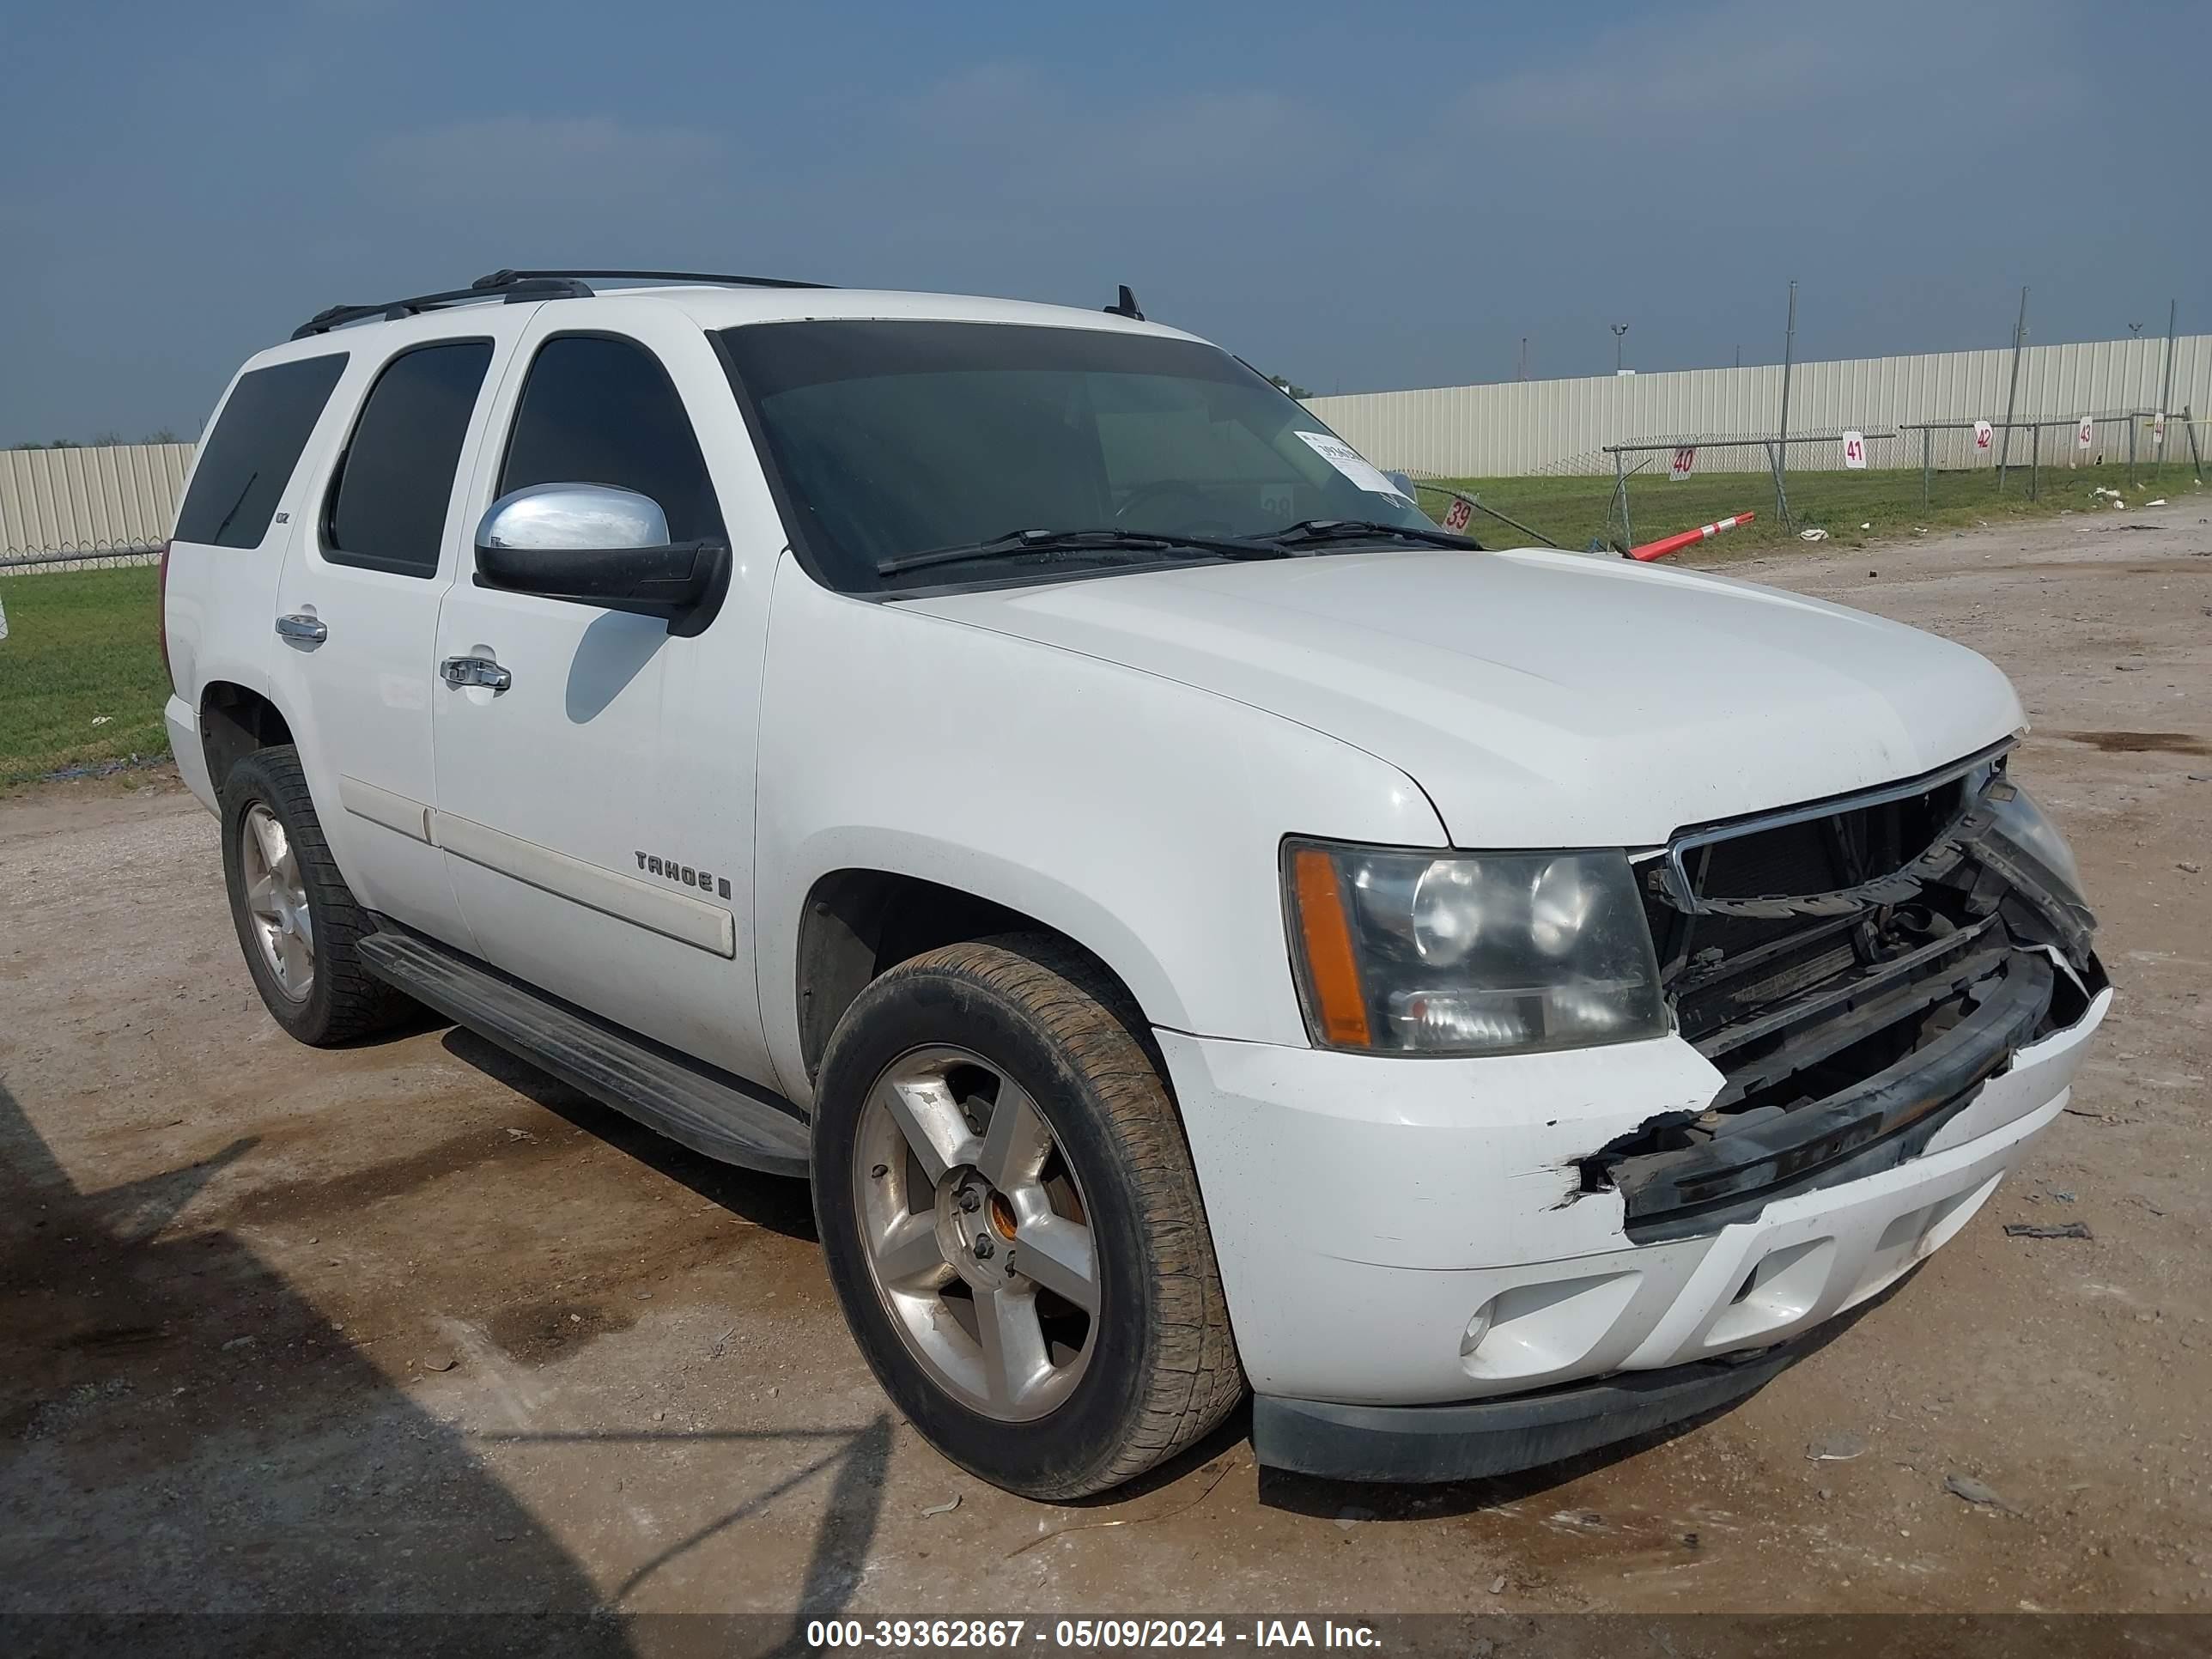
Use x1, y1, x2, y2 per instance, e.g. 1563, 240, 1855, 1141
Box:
429, 301, 779, 1084
269, 311, 533, 940
162, 349, 351, 806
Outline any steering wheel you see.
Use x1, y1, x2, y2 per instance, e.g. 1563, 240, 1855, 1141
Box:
1113, 481, 1238, 539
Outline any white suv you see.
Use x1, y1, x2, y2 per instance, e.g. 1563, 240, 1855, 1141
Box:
161, 270, 2110, 1498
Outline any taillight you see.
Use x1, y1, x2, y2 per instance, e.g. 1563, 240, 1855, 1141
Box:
157, 541, 174, 690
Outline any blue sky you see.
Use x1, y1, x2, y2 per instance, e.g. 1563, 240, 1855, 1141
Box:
3, 0, 2206, 443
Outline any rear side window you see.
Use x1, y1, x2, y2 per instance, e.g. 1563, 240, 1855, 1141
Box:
173, 354, 347, 548
325, 341, 494, 578
498, 335, 722, 542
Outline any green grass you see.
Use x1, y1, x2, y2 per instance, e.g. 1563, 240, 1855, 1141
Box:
1422, 461, 2207, 561
0, 566, 172, 787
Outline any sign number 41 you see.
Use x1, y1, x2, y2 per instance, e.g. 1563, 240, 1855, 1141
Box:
1842, 430, 1867, 470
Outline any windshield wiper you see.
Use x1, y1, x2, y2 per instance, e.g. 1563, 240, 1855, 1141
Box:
1261, 519, 1484, 551
878, 527, 1290, 577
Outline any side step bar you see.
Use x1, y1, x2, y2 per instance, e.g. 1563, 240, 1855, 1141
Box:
358, 926, 811, 1179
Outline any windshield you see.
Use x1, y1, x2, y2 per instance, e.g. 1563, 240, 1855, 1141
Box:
715, 320, 1433, 593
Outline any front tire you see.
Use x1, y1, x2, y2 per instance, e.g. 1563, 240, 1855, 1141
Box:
220, 745, 415, 1047
812, 934, 1244, 1499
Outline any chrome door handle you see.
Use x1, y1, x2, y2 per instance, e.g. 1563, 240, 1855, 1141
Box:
274, 613, 327, 645
440, 655, 512, 691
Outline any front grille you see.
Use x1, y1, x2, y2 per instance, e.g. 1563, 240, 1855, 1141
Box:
1590, 749, 2094, 1238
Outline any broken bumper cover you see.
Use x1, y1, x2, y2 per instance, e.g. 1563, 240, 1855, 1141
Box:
1158, 962, 2108, 1474
1253, 1334, 1805, 1485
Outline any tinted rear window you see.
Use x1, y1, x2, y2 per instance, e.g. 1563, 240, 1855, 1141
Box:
173, 355, 348, 548
325, 341, 493, 578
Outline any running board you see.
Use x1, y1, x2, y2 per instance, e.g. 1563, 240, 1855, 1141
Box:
357, 927, 811, 1179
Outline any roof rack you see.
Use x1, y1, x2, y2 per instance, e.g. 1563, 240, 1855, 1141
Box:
291, 266, 831, 340
471, 267, 831, 293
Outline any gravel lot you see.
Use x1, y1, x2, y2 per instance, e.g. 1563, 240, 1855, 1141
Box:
3, 505, 2208, 1623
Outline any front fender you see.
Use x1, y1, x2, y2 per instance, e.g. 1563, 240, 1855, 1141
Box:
753, 561, 1447, 1103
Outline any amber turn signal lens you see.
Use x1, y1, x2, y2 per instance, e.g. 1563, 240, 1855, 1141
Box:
1291, 847, 1372, 1048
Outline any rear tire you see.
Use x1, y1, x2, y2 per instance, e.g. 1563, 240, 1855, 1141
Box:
220, 745, 416, 1047
812, 933, 1244, 1499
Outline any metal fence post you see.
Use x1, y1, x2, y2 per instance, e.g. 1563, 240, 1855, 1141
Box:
2187, 404, 2204, 483
1775, 280, 1797, 526
1920, 425, 1933, 509
2029, 423, 2040, 501
2156, 299, 2179, 482
2127, 415, 2138, 489
1997, 286, 2028, 494
1610, 447, 1631, 550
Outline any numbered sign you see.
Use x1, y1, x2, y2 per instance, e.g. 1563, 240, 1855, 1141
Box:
1842, 430, 1867, 470
1441, 496, 1474, 533
1973, 420, 1993, 452
2153, 411, 2166, 448
2076, 416, 2094, 451
1670, 446, 1698, 480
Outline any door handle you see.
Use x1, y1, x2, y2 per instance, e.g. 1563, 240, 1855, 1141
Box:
440, 655, 512, 691
274, 613, 327, 645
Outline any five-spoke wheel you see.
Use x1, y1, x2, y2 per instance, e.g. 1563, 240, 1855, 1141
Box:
857, 1045, 1099, 1421
813, 934, 1244, 1498
239, 801, 316, 1001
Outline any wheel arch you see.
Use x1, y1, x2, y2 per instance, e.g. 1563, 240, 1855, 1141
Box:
198, 681, 295, 794
791, 865, 1169, 1092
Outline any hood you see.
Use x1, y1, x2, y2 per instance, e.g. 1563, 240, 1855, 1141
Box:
906, 548, 2023, 848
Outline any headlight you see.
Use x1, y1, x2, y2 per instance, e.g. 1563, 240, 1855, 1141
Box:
1283, 841, 1668, 1056
1983, 780, 2083, 896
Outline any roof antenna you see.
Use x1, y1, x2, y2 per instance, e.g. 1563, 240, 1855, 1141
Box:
1103, 284, 1144, 321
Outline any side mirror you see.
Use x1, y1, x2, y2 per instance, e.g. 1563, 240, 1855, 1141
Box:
473, 483, 729, 636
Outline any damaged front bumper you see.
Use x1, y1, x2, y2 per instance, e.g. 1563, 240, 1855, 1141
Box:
1163, 753, 2109, 1482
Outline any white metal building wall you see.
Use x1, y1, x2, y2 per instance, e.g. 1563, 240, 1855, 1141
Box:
1, 443, 194, 562
1302, 336, 2212, 477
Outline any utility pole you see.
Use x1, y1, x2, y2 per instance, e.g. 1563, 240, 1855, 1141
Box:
1612, 324, 1629, 374
1774, 279, 1797, 526
1997, 285, 2028, 492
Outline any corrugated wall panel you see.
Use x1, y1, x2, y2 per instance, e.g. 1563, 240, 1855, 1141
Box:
1304, 336, 2212, 477
2, 442, 193, 564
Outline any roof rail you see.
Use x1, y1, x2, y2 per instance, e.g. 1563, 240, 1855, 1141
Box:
291, 274, 592, 339
291, 266, 831, 340
471, 268, 832, 293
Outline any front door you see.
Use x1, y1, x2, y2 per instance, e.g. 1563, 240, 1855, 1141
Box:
429, 302, 778, 1084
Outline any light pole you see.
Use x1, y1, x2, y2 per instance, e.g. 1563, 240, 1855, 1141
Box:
1611, 323, 1629, 374
2130, 322, 2144, 337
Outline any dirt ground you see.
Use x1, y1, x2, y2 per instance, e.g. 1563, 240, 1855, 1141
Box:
3, 506, 2209, 1626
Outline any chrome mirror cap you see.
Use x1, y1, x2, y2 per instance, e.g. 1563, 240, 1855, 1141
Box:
476, 483, 670, 553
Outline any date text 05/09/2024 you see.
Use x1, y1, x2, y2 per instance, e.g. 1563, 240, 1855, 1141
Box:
804, 1620, 1383, 1650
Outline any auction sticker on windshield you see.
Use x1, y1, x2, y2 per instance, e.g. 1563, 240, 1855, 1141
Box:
1295, 432, 1415, 502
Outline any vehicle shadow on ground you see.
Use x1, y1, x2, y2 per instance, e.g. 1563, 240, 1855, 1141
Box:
1254, 1288, 1902, 1522
0, 1073, 878, 1649
440, 1026, 818, 1241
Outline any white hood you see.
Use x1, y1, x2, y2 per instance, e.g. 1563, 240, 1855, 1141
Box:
908, 548, 2023, 848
